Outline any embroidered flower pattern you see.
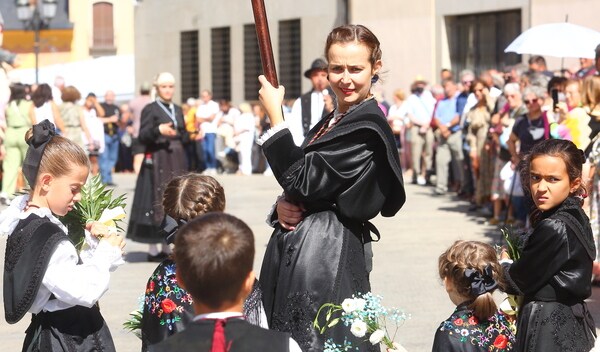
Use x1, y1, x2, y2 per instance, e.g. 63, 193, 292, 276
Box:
439, 306, 515, 351
144, 259, 193, 331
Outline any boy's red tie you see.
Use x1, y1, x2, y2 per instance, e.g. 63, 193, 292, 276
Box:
210, 318, 227, 352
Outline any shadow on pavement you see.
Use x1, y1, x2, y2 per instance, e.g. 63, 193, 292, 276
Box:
125, 251, 151, 263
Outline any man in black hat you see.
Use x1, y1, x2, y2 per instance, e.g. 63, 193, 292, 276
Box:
288, 58, 334, 145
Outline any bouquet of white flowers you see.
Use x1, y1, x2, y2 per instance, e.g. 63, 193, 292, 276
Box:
313, 292, 409, 352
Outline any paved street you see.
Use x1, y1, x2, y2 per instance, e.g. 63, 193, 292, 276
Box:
1, 172, 600, 351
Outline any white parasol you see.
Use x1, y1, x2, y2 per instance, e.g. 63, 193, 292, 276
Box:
504, 22, 600, 59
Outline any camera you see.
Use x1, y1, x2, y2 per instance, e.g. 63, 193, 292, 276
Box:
551, 88, 565, 110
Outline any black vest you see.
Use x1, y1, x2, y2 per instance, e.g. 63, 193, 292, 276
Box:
300, 90, 330, 137
149, 318, 290, 352
4, 214, 67, 324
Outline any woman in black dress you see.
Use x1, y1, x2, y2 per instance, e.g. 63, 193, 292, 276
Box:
257, 25, 406, 351
127, 72, 189, 261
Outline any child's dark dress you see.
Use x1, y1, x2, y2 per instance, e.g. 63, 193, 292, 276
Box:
3, 205, 119, 352
503, 197, 596, 351
432, 302, 515, 351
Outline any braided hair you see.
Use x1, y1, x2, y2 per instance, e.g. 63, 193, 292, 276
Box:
162, 173, 225, 221
438, 240, 505, 320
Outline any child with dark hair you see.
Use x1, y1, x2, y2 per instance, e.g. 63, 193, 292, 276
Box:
502, 138, 596, 351
149, 213, 301, 352
433, 240, 515, 351
141, 173, 265, 351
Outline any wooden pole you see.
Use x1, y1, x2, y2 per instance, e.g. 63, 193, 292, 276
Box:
251, 0, 279, 87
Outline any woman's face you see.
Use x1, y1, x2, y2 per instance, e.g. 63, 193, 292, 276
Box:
506, 91, 522, 110
473, 83, 485, 101
565, 83, 581, 108
327, 42, 381, 113
529, 155, 579, 211
157, 82, 175, 101
524, 92, 542, 114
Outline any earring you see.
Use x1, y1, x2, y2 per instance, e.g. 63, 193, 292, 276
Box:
371, 74, 379, 84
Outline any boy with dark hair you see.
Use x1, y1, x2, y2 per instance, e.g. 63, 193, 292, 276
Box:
149, 213, 301, 352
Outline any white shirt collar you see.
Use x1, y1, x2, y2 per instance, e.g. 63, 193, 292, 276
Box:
0, 195, 68, 236
193, 311, 244, 322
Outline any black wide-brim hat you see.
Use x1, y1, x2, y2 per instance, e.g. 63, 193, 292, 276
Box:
304, 58, 328, 78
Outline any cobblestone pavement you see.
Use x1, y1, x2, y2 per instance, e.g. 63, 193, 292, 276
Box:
1, 173, 600, 351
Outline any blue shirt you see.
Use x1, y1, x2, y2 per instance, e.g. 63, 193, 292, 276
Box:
434, 96, 460, 132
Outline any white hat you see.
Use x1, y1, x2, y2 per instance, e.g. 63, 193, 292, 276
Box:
155, 72, 175, 85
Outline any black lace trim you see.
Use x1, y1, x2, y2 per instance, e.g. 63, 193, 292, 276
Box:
271, 291, 317, 351
4, 217, 67, 323
541, 304, 590, 351
243, 280, 264, 326
4, 218, 46, 273
551, 197, 597, 260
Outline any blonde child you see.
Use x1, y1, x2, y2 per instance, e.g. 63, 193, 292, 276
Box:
1, 120, 125, 351
433, 240, 515, 351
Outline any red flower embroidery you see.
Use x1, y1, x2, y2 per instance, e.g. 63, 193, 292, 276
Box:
161, 299, 177, 314
493, 335, 508, 349
453, 318, 463, 326
468, 316, 478, 325
147, 281, 155, 292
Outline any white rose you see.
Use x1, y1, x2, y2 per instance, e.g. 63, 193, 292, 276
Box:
350, 320, 367, 338
354, 298, 366, 311
341, 298, 357, 313
369, 329, 386, 344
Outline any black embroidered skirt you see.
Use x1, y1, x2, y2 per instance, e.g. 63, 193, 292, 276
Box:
259, 210, 377, 352
23, 305, 115, 352
515, 300, 595, 352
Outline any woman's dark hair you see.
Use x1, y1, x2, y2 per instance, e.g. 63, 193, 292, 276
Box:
547, 76, 567, 95
439, 240, 504, 321
470, 79, 489, 94
9, 83, 27, 102
31, 83, 53, 108
61, 86, 81, 103
325, 24, 382, 68
519, 139, 586, 223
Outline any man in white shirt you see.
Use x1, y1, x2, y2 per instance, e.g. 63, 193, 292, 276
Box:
195, 90, 220, 174
405, 78, 436, 185
287, 58, 334, 146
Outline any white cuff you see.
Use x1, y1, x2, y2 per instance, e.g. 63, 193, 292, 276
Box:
92, 240, 125, 271
257, 121, 289, 146
499, 258, 514, 265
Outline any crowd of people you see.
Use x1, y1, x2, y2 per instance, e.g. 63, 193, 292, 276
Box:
387, 49, 600, 232
2, 22, 600, 352
0, 74, 278, 208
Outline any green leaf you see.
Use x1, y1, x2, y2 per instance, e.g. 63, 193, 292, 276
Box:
58, 174, 127, 251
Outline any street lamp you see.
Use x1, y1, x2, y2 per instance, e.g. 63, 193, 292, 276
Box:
15, 0, 58, 84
